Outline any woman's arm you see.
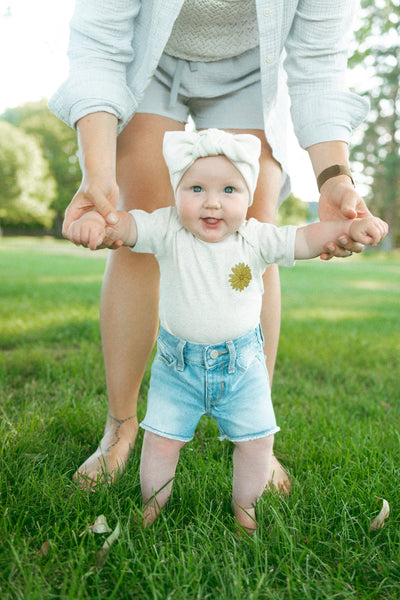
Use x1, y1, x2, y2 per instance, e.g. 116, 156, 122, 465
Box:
283, 1, 373, 258
307, 140, 372, 258
62, 111, 120, 239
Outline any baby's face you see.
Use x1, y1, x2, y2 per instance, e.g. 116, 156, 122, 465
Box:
175, 155, 250, 243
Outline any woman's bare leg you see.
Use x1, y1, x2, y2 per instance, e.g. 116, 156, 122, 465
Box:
74, 115, 185, 487
227, 129, 290, 494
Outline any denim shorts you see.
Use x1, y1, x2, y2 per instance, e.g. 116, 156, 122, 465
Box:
136, 47, 264, 130
140, 325, 279, 443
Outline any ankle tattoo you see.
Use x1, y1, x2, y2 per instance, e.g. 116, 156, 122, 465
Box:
105, 414, 135, 451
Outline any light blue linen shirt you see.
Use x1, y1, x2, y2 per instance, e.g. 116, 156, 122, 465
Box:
49, 0, 369, 198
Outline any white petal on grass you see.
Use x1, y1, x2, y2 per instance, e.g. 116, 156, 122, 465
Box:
102, 521, 121, 552
370, 498, 390, 531
96, 521, 121, 567
79, 514, 112, 537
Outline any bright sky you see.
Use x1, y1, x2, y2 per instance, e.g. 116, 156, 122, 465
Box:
1, 0, 361, 203
0, 1, 73, 110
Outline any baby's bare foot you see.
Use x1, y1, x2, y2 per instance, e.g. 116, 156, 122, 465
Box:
268, 455, 291, 494
74, 414, 139, 490
232, 503, 257, 537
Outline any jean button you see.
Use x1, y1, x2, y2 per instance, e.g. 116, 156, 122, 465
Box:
210, 349, 219, 359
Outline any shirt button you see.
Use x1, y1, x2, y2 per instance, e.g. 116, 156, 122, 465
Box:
264, 8, 271, 16
266, 55, 273, 64
210, 349, 219, 359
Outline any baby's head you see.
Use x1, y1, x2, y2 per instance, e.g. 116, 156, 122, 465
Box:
163, 128, 261, 205
162, 129, 261, 243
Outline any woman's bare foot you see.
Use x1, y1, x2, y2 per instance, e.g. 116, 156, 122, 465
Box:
268, 455, 291, 494
73, 414, 139, 490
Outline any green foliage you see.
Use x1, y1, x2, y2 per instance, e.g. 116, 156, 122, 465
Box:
349, 0, 400, 247
1, 100, 81, 235
0, 121, 55, 228
277, 193, 311, 226
0, 239, 399, 599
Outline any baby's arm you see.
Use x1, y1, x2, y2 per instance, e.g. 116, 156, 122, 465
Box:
295, 216, 388, 260
67, 210, 138, 250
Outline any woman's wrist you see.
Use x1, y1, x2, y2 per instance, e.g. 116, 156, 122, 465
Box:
317, 165, 354, 192
307, 140, 352, 189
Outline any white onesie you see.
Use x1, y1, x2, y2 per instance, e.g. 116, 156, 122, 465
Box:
131, 206, 296, 344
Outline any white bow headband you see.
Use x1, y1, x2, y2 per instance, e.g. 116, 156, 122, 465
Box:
163, 128, 261, 205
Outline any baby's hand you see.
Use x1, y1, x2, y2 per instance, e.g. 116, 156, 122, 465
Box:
68, 210, 136, 250
349, 217, 388, 247
67, 211, 108, 250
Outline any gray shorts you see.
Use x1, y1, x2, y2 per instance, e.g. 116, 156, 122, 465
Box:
136, 46, 264, 130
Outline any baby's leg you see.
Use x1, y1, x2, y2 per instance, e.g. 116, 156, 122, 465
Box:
140, 431, 185, 527
232, 435, 274, 533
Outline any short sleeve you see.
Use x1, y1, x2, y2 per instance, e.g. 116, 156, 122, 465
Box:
242, 219, 297, 267
130, 207, 178, 256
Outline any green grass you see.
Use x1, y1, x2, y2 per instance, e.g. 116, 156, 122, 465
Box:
1, 237, 399, 600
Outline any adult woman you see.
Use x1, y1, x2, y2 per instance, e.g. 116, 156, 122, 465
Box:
50, 0, 370, 489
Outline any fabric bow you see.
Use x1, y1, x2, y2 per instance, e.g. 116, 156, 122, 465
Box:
163, 128, 261, 205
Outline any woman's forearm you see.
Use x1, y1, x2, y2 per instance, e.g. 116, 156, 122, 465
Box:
77, 111, 118, 176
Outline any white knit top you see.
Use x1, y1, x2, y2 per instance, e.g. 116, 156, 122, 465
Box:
164, 0, 259, 62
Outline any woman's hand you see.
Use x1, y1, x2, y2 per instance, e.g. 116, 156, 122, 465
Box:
62, 111, 120, 247
62, 170, 120, 248
318, 176, 372, 260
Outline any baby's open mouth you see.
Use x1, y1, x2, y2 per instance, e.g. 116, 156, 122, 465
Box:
202, 217, 221, 225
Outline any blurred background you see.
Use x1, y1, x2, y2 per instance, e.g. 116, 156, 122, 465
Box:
0, 0, 398, 248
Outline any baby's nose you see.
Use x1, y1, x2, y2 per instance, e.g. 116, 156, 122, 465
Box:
205, 193, 221, 208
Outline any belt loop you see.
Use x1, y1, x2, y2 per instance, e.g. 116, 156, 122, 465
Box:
227, 340, 236, 374
176, 339, 186, 371
169, 59, 185, 108
257, 324, 264, 347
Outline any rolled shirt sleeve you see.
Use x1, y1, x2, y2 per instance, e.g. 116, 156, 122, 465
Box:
283, 0, 369, 148
49, 0, 141, 129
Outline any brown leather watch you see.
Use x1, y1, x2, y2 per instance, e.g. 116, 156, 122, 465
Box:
317, 165, 355, 193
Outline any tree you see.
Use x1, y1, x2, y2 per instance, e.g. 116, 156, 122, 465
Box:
0, 121, 55, 229
349, 0, 400, 247
1, 100, 81, 236
277, 193, 311, 226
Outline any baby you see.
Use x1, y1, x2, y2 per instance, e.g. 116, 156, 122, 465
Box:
68, 128, 388, 533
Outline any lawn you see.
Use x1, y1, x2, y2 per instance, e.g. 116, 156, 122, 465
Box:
1, 237, 399, 599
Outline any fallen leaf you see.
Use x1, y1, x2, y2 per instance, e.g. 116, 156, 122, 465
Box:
79, 514, 112, 537
96, 521, 121, 568
370, 498, 390, 531
38, 540, 50, 557
101, 520, 121, 552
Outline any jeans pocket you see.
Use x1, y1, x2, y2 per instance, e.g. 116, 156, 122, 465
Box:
236, 346, 265, 374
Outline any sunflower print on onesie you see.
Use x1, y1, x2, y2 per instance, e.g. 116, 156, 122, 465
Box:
229, 263, 252, 292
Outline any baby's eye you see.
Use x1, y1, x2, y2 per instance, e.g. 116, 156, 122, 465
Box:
224, 186, 234, 194
192, 185, 202, 193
